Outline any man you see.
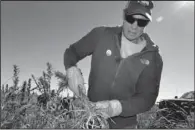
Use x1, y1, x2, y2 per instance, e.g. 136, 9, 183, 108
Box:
64, 0, 163, 129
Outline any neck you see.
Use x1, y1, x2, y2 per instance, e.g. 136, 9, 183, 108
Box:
122, 32, 142, 44
130, 38, 140, 44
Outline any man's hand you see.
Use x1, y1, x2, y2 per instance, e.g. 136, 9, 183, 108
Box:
94, 100, 122, 119
66, 66, 86, 97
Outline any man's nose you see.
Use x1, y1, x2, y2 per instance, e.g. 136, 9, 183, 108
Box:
131, 21, 138, 29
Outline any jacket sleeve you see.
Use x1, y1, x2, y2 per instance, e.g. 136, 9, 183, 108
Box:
64, 27, 104, 70
119, 53, 163, 117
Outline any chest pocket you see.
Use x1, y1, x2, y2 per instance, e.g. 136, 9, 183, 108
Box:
124, 56, 149, 90
110, 55, 149, 100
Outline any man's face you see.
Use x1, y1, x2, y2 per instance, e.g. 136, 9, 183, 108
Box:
123, 14, 149, 41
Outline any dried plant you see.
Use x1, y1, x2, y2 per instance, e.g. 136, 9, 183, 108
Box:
12, 65, 20, 90
1, 63, 194, 129
54, 71, 69, 95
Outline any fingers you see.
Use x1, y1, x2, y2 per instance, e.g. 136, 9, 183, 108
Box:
66, 66, 85, 97
68, 78, 80, 97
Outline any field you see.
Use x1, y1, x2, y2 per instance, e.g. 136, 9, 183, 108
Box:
1, 63, 194, 129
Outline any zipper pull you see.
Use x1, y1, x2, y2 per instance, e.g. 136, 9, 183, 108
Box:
115, 56, 121, 62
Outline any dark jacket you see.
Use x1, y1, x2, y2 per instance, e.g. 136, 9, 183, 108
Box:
64, 26, 163, 128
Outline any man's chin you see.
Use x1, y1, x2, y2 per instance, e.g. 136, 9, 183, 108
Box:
127, 36, 138, 41
123, 32, 140, 43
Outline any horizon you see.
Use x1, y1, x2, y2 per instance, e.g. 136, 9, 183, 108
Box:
1, 1, 194, 102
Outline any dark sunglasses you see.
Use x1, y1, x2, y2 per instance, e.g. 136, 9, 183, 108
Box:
125, 15, 150, 27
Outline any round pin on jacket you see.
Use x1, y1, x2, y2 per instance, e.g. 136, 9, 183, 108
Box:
140, 58, 150, 65
106, 49, 112, 56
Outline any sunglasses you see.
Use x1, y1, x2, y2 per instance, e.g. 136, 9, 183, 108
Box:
125, 15, 150, 27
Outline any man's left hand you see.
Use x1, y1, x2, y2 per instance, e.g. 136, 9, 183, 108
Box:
94, 100, 122, 119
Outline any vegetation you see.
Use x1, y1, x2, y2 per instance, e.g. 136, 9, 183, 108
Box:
1, 63, 194, 129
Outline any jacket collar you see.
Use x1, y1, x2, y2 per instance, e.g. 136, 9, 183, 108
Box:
112, 26, 159, 52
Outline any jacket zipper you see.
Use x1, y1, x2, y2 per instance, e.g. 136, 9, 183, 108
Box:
111, 35, 123, 88
111, 59, 123, 88
111, 34, 157, 88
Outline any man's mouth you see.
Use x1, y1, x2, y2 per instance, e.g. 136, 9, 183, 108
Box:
128, 31, 136, 35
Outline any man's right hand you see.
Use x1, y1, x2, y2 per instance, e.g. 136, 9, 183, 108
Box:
66, 66, 85, 97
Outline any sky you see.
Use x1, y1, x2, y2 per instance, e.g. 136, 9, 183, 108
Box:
1, 1, 194, 102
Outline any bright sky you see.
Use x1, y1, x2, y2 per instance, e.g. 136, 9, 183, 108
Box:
1, 1, 194, 102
